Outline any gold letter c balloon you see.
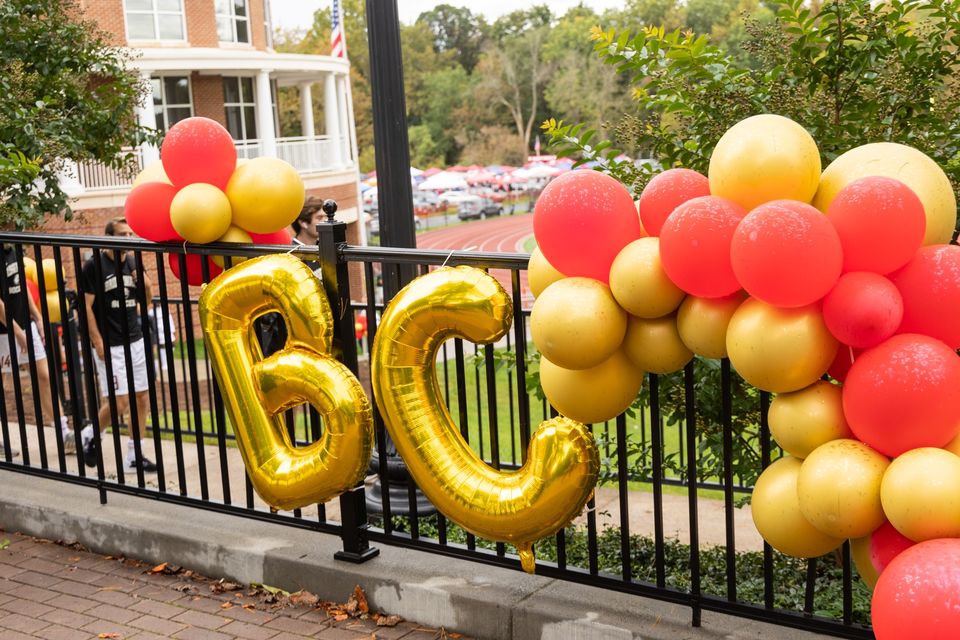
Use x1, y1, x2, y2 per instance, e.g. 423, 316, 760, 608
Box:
199, 254, 373, 511
372, 266, 599, 573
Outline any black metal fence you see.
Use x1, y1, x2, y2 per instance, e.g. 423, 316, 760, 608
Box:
0, 223, 873, 639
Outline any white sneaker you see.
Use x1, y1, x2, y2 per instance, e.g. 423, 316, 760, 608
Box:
61, 427, 76, 453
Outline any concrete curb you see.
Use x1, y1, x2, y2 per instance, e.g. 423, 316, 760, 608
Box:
0, 469, 830, 639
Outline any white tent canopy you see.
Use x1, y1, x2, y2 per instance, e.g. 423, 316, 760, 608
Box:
418, 171, 469, 191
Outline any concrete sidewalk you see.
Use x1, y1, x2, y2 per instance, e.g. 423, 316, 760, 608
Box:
0, 469, 835, 640
0, 530, 463, 640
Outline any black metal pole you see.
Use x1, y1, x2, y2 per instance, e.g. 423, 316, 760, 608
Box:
363, 0, 433, 517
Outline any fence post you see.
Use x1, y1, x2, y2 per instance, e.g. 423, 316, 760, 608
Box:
317, 199, 380, 564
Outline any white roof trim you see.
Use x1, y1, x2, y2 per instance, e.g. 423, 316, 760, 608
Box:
132, 47, 350, 82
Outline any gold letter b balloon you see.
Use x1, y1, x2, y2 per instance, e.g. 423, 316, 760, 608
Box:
372, 267, 599, 573
199, 255, 373, 511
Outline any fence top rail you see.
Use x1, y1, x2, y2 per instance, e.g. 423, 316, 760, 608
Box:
0, 232, 532, 269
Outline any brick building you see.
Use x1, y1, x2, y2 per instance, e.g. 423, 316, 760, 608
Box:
52, 0, 363, 246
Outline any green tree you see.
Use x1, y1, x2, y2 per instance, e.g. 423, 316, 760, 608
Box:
0, 0, 153, 228
416, 4, 488, 74
544, 0, 960, 203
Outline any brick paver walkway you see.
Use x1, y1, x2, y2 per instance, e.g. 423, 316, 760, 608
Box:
0, 531, 468, 640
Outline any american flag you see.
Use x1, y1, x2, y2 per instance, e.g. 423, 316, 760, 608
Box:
330, 0, 347, 58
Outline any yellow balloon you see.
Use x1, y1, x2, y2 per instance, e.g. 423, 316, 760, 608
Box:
528, 246, 565, 298
22, 257, 37, 284
226, 157, 305, 234
709, 114, 821, 211
132, 160, 172, 187
849, 534, 880, 590
170, 183, 233, 244
676, 291, 746, 359
211, 225, 253, 268
880, 447, 960, 542
609, 238, 685, 319
751, 457, 844, 558
530, 277, 626, 370
198, 255, 373, 511
621, 314, 693, 374
768, 380, 852, 459
813, 142, 957, 245
540, 351, 644, 425
40, 258, 61, 292
372, 266, 599, 573
726, 298, 838, 393
44, 291, 62, 323
797, 439, 889, 539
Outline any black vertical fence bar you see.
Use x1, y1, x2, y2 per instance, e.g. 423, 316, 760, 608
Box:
135, 252, 165, 491
804, 559, 818, 614
92, 248, 125, 481
112, 247, 139, 485
842, 541, 853, 625
649, 373, 666, 587
720, 359, 736, 601
178, 252, 209, 500
454, 339, 476, 552
52, 248, 82, 465
24, 246, 49, 469
616, 413, 631, 581
684, 361, 701, 627
1, 246, 31, 467
0, 248, 21, 463
366, 261, 393, 535
473, 344, 485, 461
586, 426, 600, 576
319, 212, 379, 563
70, 247, 101, 490
760, 391, 774, 608
510, 270, 531, 461
155, 255, 188, 495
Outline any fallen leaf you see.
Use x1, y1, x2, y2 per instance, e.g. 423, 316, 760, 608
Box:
97, 634, 121, 639
376, 614, 403, 627
242, 604, 255, 610
334, 613, 349, 622
68, 557, 80, 562
344, 585, 369, 617
150, 563, 168, 573
289, 590, 320, 606
220, 602, 233, 609
0, 539, 9, 551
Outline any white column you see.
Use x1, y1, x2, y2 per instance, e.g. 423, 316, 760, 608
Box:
255, 70, 277, 157
136, 71, 160, 165
299, 82, 315, 138
324, 72, 343, 168
336, 74, 352, 166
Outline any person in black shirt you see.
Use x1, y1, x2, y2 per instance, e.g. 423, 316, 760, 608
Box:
0, 245, 74, 455
78, 219, 156, 473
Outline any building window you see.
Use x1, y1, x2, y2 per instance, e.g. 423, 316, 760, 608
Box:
223, 77, 257, 140
124, 0, 185, 41
216, 0, 250, 44
152, 76, 193, 134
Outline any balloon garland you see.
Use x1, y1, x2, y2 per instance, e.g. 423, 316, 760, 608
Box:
124, 117, 301, 284
530, 113, 960, 636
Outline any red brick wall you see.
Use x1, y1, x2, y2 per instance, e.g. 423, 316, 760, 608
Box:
191, 74, 227, 126
79, 0, 269, 50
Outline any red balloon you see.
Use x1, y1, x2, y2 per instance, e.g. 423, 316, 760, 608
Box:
124, 182, 182, 242
160, 117, 237, 189
25, 278, 40, 306
168, 253, 223, 287
731, 200, 843, 308
638, 168, 710, 236
533, 171, 642, 283
827, 176, 926, 275
823, 272, 903, 348
889, 245, 960, 349
867, 521, 916, 579
872, 538, 960, 640
248, 228, 292, 244
659, 195, 745, 298
843, 334, 960, 457
827, 345, 862, 383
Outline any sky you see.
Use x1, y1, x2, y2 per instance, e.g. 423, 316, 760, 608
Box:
270, 0, 625, 33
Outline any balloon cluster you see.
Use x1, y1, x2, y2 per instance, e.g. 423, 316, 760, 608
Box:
531, 113, 960, 637
22, 257, 65, 323
124, 117, 301, 285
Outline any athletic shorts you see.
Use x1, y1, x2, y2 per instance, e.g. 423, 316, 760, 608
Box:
0, 322, 47, 373
94, 338, 148, 396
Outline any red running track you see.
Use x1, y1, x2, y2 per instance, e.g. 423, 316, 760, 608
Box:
416, 213, 535, 308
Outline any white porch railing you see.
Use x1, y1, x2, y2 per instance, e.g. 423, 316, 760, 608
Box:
74, 136, 349, 193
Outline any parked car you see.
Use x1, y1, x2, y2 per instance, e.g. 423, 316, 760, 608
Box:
457, 196, 503, 221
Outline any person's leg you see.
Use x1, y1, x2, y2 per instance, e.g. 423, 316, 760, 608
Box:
125, 339, 156, 471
